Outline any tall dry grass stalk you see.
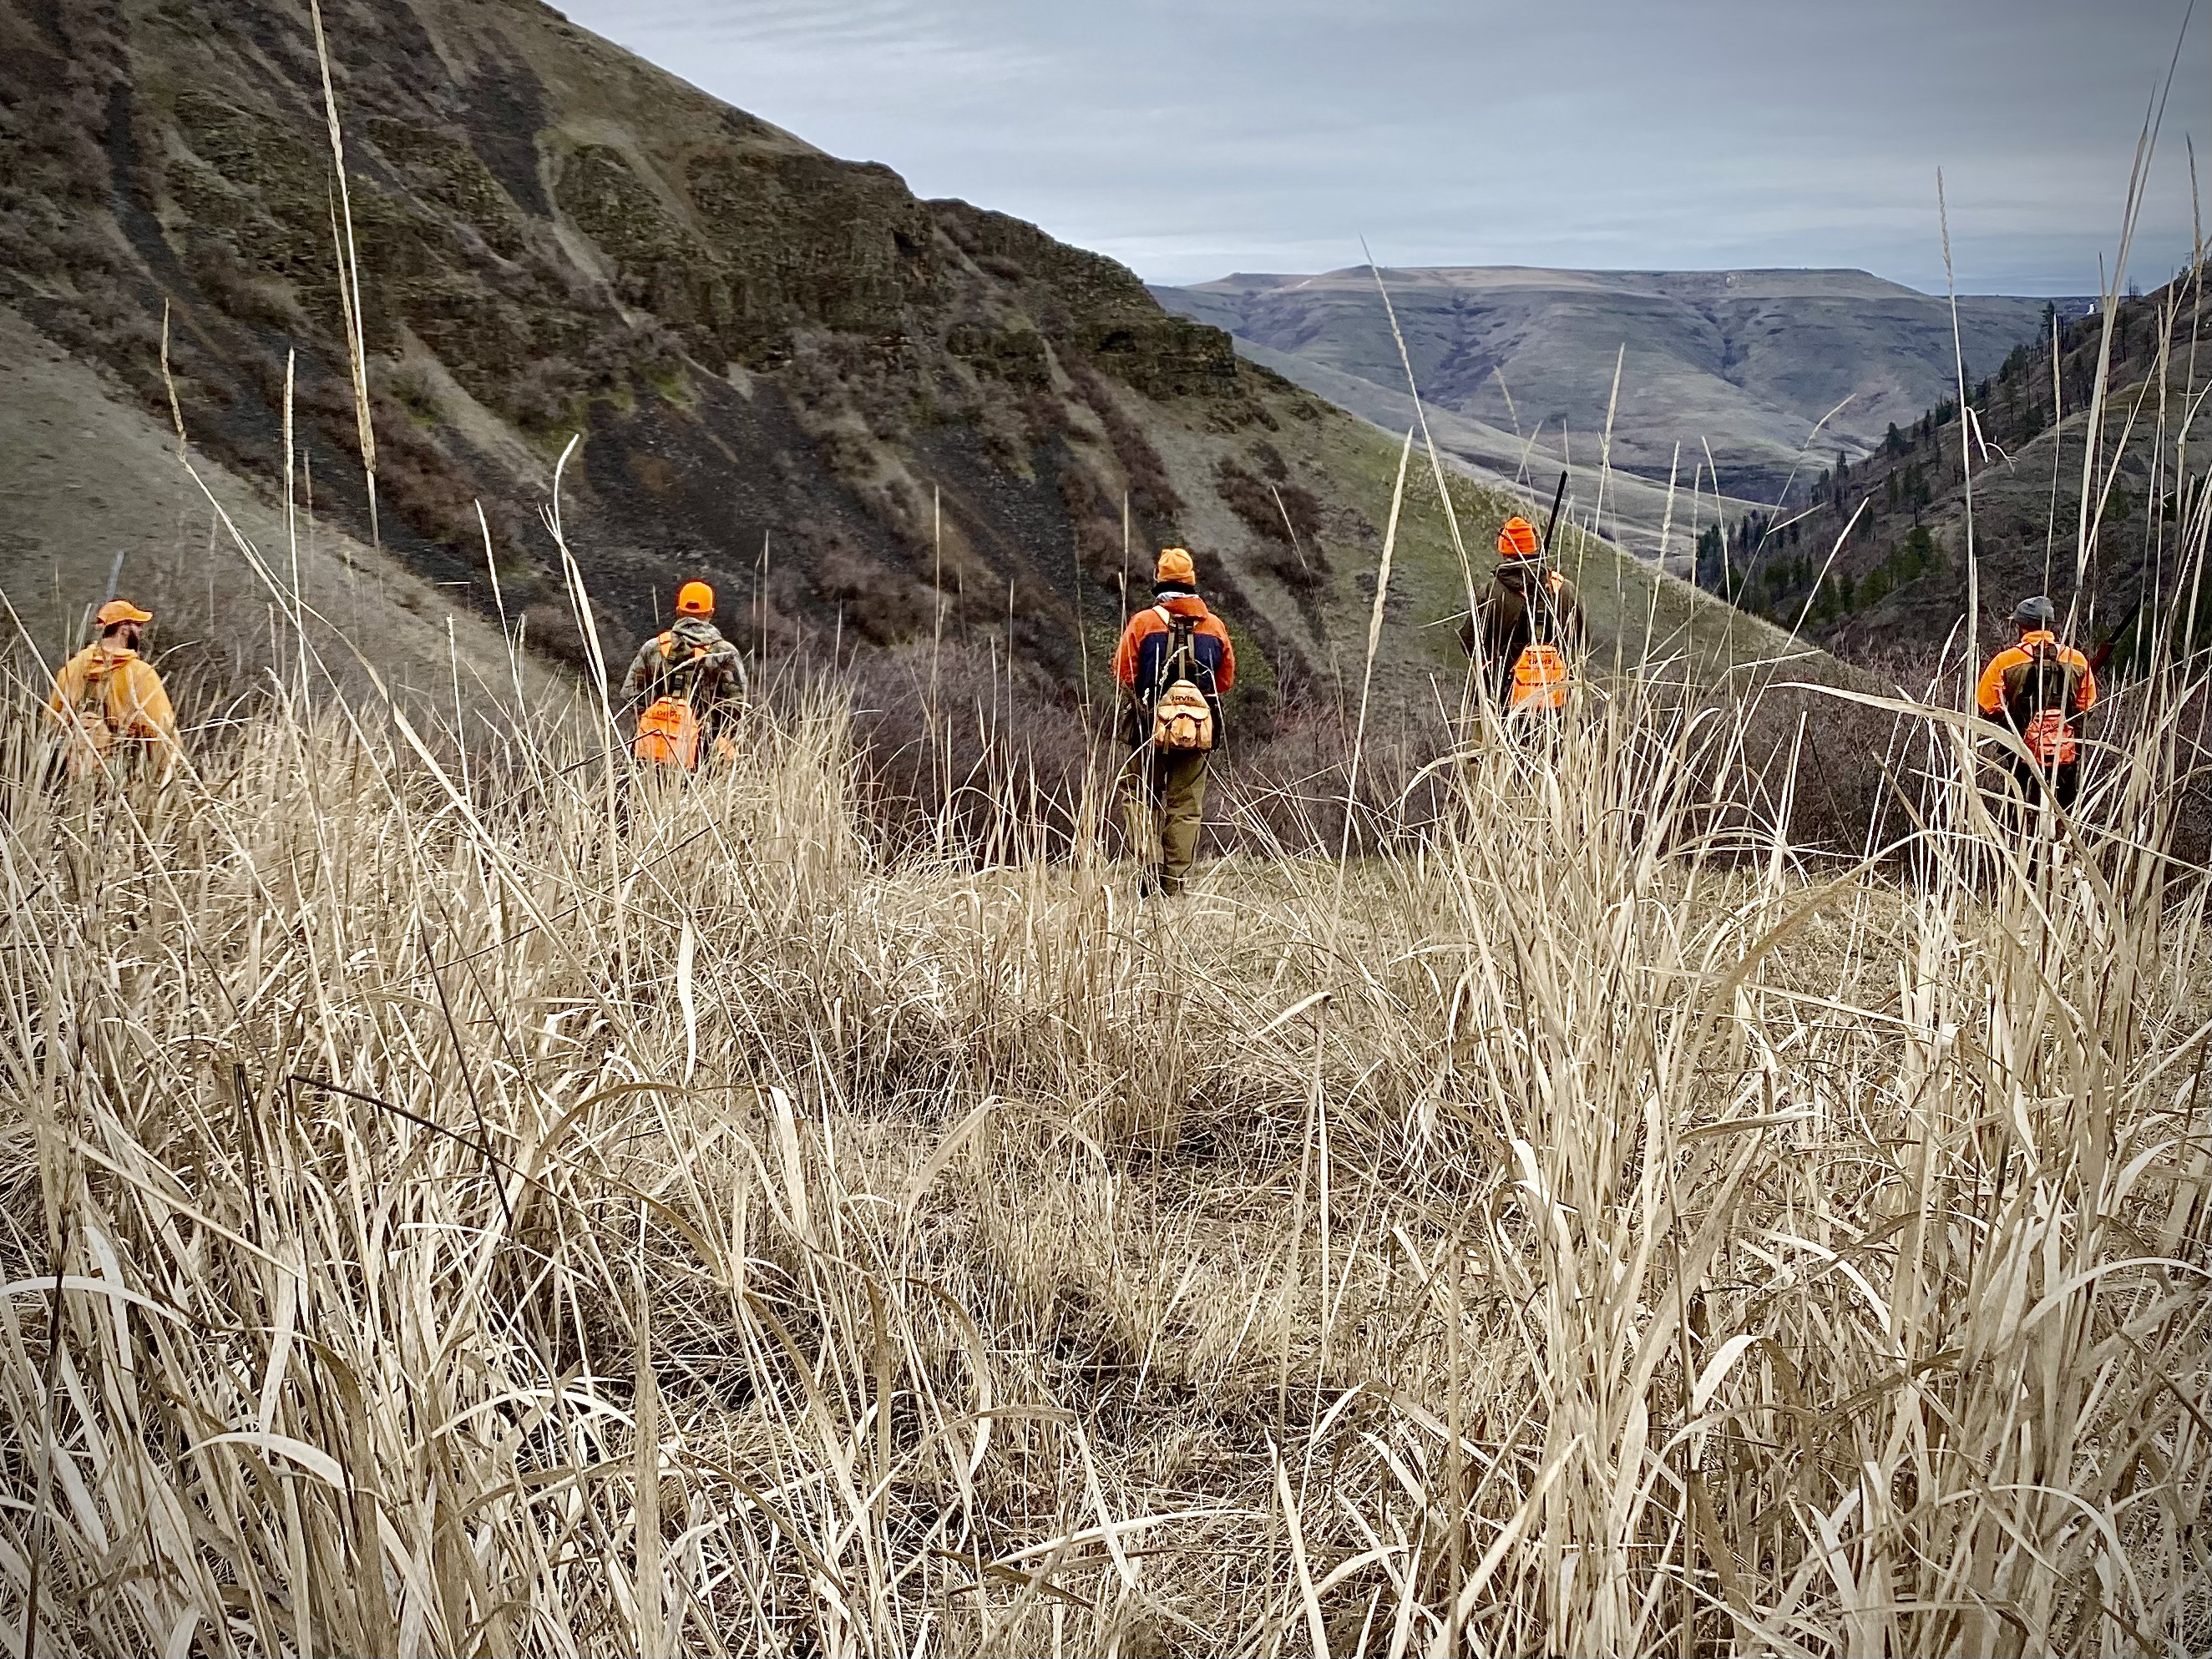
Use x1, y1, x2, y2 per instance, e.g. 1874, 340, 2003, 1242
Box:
0, 594, 2205, 1655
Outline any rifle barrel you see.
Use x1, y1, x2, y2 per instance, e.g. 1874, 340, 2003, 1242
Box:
1539, 473, 1569, 560
2087, 594, 2146, 675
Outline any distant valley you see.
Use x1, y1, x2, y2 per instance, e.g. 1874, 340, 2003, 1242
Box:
1153, 266, 2091, 548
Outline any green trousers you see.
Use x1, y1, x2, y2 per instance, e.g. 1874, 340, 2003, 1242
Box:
1121, 746, 1211, 889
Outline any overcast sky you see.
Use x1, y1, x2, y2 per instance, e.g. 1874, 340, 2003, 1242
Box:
560, 0, 2206, 296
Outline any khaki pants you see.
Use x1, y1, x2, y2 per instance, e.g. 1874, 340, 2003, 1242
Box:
1121, 746, 1210, 890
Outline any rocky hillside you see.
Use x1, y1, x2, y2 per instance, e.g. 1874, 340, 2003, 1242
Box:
0, 0, 1797, 716
1696, 276, 2204, 667
1155, 267, 2089, 518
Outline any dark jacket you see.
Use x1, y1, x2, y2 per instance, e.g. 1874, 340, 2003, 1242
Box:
1460, 563, 1585, 698
622, 617, 746, 741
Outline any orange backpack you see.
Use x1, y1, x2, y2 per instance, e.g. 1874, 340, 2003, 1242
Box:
1507, 572, 1571, 711
635, 696, 700, 769
2008, 641, 2079, 766
633, 633, 704, 770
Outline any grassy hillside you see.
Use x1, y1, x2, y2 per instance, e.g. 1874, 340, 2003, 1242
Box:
1250, 406, 1812, 700
0, 299, 566, 706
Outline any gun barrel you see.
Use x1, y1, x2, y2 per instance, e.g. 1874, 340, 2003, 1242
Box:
1539, 472, 1569, 559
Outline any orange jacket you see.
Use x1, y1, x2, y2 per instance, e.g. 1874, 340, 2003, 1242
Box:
1974, 630, 2096, 721
1112, 594, 1235, 696
48, 642, 180, 776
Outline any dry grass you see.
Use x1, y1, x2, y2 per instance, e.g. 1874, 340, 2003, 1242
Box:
1, 15, 2204, 1649
1, 624, 2206, 1656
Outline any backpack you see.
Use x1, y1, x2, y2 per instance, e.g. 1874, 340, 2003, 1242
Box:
1150, 610, 1216, 752
633, 631, 705, 770
56, 649, 125, 767
1507, 572, 1570, 712
2007, 641, 2078, 766
74, 655, 119, 735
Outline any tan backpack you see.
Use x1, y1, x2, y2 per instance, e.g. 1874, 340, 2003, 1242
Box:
1150, 611, 1215, 751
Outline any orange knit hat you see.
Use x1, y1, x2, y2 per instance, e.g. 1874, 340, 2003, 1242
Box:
1496, 517, 1541, 559
1155, 546, 1197, 585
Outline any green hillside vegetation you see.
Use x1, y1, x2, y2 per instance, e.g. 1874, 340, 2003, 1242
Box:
1284, 414, 1814, 691
1699, 278, 2206, 665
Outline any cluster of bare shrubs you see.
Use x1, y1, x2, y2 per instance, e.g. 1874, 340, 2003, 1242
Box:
1068, 363, 1182, 522
1216, 451, 1334, 600
1054, 458, 1131, 585
787, 332, 915, 447
806, 522, 938, 646
812, 632, 1998, 875
1218, 444, 1323, 540
0, 4, 179, 409
827, 643, 1471, 861
485, 318, 688, 435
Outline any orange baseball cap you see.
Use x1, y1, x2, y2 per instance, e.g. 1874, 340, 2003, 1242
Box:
1155, 547, 1197, 585
96, 598, 153, 626
1496, 517, 1541, 559
676, 580, 715, 616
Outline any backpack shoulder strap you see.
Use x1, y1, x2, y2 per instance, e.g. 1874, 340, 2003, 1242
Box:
1167, 614, 1198, 682
2012, 642, 2068, 715
1522, 573, 1555, 646
75, 651, 116, 720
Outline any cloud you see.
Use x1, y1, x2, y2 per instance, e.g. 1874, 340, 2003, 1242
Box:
559, 0, 2208, 295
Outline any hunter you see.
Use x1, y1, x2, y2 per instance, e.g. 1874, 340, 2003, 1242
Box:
1460, 514, 1585, 712
1111, 546, 1235, 895
47, 597, 181, 779
623, 580, 746, 771
1975, 594, 2097, 815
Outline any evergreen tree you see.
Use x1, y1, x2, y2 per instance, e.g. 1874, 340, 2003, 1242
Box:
1695, 523, 1726, 592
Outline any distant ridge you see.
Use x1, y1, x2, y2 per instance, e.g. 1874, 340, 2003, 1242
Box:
1153, 266, 2091, 516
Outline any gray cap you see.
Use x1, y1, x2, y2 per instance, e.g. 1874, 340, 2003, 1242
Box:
2013, 595, 2057, 629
